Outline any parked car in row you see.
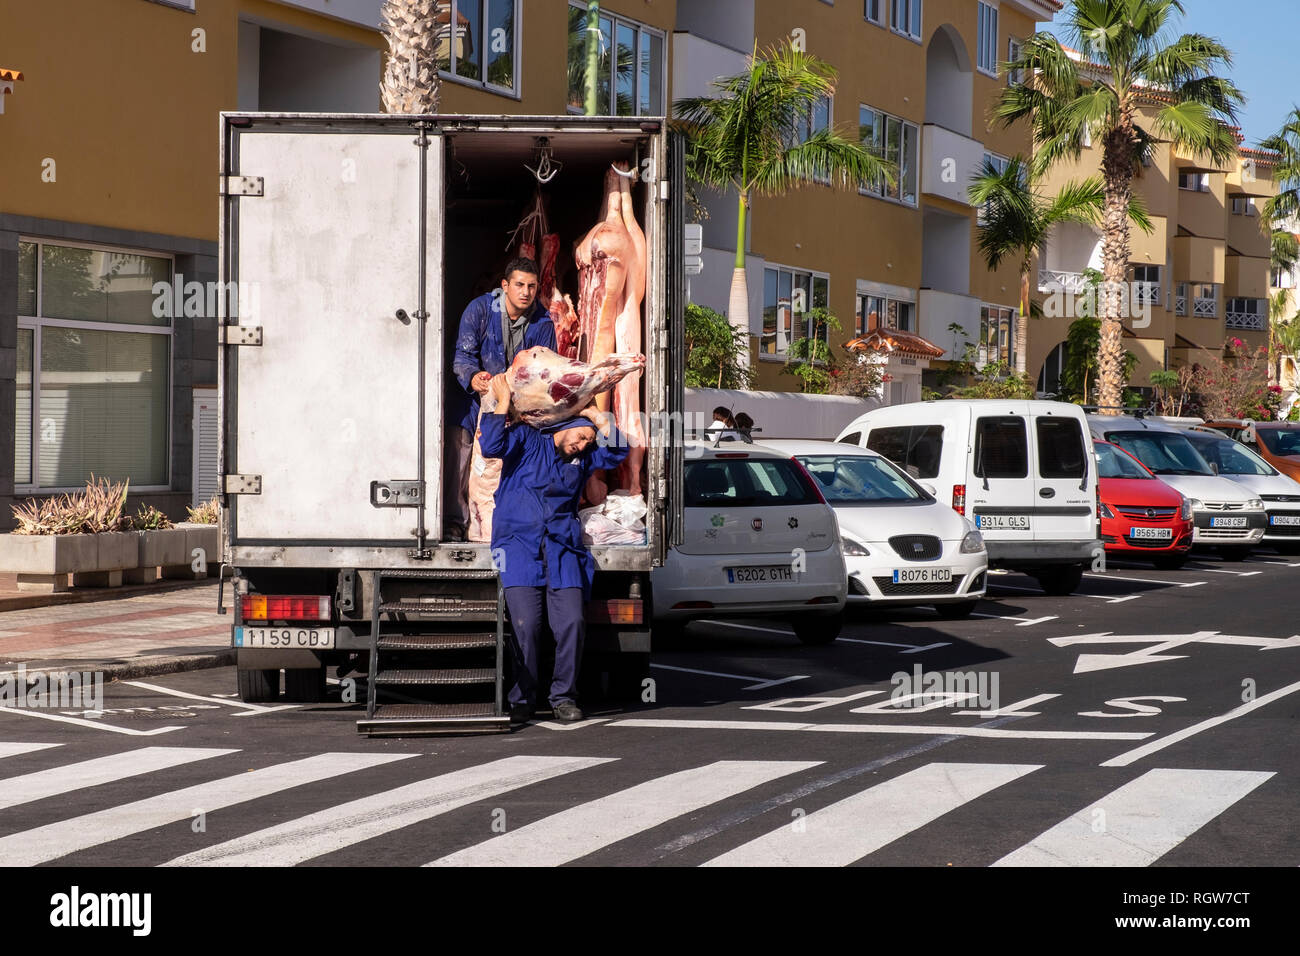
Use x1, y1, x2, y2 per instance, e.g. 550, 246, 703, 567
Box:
1086, 414, 1265, 560
837, 400, 1099, 595
758, 440, 989, 618
650, 442, 847, 644
1201, 419, 1300, 483
1093, 440, 1194, 568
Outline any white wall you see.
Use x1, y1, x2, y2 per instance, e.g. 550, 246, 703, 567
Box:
238, 21, 261, 111
924, 24, 972, 136
258, 27, 381, 112
1044, 223, 1103, 273
672, 32, 748, 99
918, 289, 981, 359
268, 0, 382, 30
921, 123, 984, 206
674, 0, 754, 53
687, 387, 880, 441
688, 247, 764, 336
922, 209, 971, 294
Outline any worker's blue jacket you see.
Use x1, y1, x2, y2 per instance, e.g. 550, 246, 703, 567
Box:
452, 289, 556, 432
477, 413, 629, 597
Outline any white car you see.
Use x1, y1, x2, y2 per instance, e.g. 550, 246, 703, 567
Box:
1180, 426, 1300, 554
760, 440, 988, 617
650, 442, 847, 644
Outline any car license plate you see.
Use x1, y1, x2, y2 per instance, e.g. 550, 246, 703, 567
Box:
891, 567, 953, 584
1210, 516, 1248, 528
976, 514, 1030, 530
727, 565, 794, 584
1129, 526, 1173, 540
235, 626, 335, 649
1270, 514, 1300, 526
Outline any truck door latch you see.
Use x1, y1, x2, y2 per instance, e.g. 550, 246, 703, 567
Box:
370, 480, 423, 507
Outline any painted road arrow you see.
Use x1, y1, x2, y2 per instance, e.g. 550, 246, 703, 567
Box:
1048, 632, 1300, 674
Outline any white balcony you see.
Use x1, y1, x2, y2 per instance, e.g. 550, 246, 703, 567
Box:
1134, 281, 1161, 307
1193, 296, 1217, 317
1038, 269, 1090, 294
1226, 310, 1266, 330
921, 124, 985, 207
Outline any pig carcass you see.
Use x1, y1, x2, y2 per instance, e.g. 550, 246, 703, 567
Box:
574, 163, 647, 496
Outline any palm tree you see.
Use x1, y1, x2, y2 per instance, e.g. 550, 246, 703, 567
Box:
380, 0, 441, 114
1268, 230, 1299, 381
996, 0, 1243, 413
969, 155, 1152, 377
1261, 107, 1300, 224
673, 42, 891, 366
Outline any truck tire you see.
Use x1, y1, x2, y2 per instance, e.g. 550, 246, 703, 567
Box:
1035, 563, 1084, 596
284, 665, 327, 703
792, 612, 843, 645
238, 668, 280, 703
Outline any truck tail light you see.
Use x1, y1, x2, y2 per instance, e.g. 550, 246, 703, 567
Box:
241, 594, 331, 622
952, 484, 966, 515
584, 599, 643, 625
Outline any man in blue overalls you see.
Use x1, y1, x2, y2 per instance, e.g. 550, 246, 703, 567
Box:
448, 257, 556, 540
478, 374, 629, 724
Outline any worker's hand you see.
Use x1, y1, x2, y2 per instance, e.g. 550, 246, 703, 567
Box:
472, 371, 492, 394
488, 374, 512, 410
580, 405, 612, 435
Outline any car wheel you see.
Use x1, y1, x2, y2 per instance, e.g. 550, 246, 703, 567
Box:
1219, 546, 1252, 562
1034, 563, 1084, 596
792, 612, 843, 645
934, 600, 978, 619
1152, 554, 1187, 571
283, 665, 327, 703
237, 668, 280, 703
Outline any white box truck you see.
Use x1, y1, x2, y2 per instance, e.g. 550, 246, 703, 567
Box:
216, 113, 685, 733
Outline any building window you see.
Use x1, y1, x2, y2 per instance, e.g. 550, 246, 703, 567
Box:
860, 104, 918, 205
435, 0, 519, 96
1175, 281, 1188, 315
763, 265, 830, 358
891, 0, 922, 40
145, 0, 196, 9
856, 291, 914, 334
1226, 297, 1267, 330
977, 2, 999, 76
1231, 196, 1256, 216
977, 151, 1011, 223
1007, 36, 1024, 86
567, 2, 665, 116
865, 0, 884, 24
16, 239, 172, 490
789, 96, 833, 183
979, 304, 1016, 369
1178, 170, 1210, 192
1132, 264, 1161, 307
1192, 283, 1218, 317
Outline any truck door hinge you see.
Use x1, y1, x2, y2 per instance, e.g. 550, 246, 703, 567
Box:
217, 325, 263, 346
224, 474, 262, 495
220, 175, 264, 197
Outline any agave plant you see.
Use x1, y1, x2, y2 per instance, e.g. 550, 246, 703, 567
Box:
11, 475, 131, 535
185, 496, 220, 525
131, 504, 175, 531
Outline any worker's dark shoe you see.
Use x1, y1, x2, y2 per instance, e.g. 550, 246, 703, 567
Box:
552, 700, 585, 723
509, 703, 533, 725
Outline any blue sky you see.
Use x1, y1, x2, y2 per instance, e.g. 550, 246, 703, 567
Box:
1039, 0, 1299, 146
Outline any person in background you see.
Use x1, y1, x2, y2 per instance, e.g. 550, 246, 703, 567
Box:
734, 411, 754, 438
705, 406, 734, 436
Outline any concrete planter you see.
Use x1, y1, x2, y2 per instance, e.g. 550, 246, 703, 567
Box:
0, 532, 140, 592
126, 527, 191, 584
163, 523, 221, 580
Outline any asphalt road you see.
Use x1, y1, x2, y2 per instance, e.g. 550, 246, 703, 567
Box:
1, 549, 1296, 872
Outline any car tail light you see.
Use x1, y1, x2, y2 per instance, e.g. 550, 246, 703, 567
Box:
791, 458, 828, 505
241, 594, 331, 621
671, 601, 714, 610
952, 484, 966, 515
714, 453, 749, 459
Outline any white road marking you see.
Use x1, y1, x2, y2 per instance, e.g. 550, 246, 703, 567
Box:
839, 638, 951, 653
1102, 678, 1300, 768
529, 718, 611, 731
0, 742, 60, 760
0, 706, 185, 736
0, 752, 413, 866
426, 760, 820, 867
122, 680, 299, 715
1079, 593, 1141, 604
693, 620, 793, 635
649, 663, 809, 692
0, 747, 235, 811
164, 755, 613, 867
955, 693, 1060, 717
605, 718, 1151, 740
1085, 572, 1205, 588
994, 768, 1275, 866
969, 613, 1059, 627
1049, 631, 1300, 674
1193, 567, 1261, 577
704, 762, 1042, 867
986, 583, 1044, 593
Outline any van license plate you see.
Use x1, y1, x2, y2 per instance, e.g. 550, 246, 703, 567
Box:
891, 568, 953, 584
1129, 526, 1173, 540
1210, 516, 1247, 528
236, 627, 335, 649
727, 566, 794, 584
976, 514, 1030, 530
1270, 514, 1300, 526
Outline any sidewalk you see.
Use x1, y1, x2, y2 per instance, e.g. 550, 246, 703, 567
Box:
0, 580, 234, 681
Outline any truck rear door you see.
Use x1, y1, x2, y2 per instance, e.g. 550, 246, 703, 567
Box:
1031, 410, 1094, 543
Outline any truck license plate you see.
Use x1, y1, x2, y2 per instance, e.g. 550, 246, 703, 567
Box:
976, 514, 1030, 530
891, 568, 953, 584
727, 565, 794, 583
1129, 526, 1173, 540
236, 627, 335, 649
1210, 516, 1248, 528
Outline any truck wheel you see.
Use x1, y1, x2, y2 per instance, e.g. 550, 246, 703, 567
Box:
935, 600, 978, 619
238, 668, 280, 703
1035, 564, 1084, 596
792, 612, 843, 645
609, 652, 652, 703
284, 666, 327, 703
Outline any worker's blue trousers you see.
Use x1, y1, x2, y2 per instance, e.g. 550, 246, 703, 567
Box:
503, 586, 584, 708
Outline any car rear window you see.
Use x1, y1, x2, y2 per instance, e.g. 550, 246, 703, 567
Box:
1036, 417, 1086, 478
865, 424, 943, 479
1104, 430, 1213, 476
1185, 433, 1275, 476
684, 458, 820, 508
1257, 428, 1300, 456
974, 416, 1027, 478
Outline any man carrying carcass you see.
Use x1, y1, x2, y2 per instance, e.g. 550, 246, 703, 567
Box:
478, 374, 628, 725
448, 257, 555, 540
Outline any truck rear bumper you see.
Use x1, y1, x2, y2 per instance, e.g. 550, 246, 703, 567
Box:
987, 539, 1100, 566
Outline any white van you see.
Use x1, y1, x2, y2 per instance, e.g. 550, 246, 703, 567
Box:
836, 400, 1099, 594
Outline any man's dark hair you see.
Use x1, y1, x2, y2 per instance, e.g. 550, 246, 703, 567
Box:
735, 412, 754, 430
503, 257, 540, 282
712, 406, 731, 421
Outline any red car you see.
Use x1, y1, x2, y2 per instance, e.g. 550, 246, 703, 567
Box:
1095, 441, 1194, 569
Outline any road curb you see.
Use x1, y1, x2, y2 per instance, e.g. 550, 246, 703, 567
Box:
0, 650, 236, 684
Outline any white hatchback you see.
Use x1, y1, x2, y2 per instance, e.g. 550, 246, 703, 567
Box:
650, 442, 847, 644
760, 440, 989, 617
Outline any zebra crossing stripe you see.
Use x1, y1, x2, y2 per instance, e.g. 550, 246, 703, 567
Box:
0, 743, 59, 760
993, 768, 1275, 867
163, 755, 616, 866
0, 752, 413, 867
0, 747, 236, 812
427, 760, 821, 867
704, 762, 1042, 867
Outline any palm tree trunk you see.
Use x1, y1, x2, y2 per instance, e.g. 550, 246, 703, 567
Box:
1096, 119, 1136, 412
729, 192, 751, 370
1016, 263, 1030, 378
380, 0, 441, 114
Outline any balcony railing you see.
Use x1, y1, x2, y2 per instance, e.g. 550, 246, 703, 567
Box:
1225, 310, 1266, 330
1175, 293, 1186, 315
1134, 281, 1161, 306
1038, 269, 1089, 293
1193, 297, 1217, 317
